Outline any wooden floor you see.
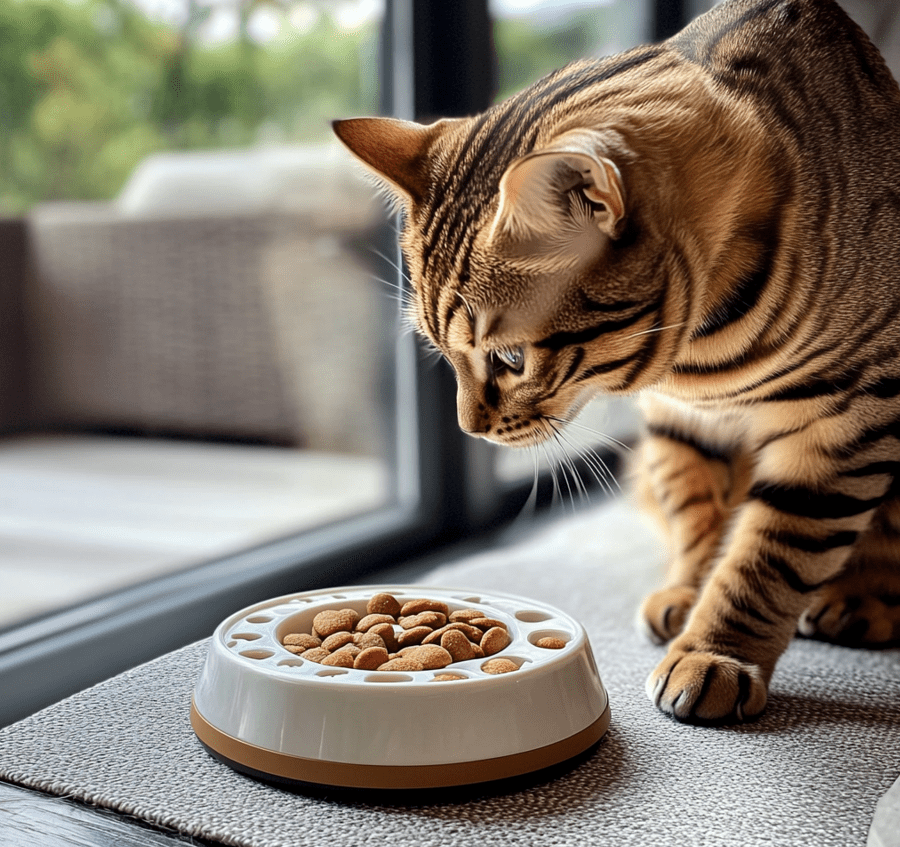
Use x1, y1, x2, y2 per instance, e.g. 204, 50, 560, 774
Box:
0, 434, 388, 629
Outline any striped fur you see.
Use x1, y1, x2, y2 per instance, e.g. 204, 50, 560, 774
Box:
334, 0, 900, 724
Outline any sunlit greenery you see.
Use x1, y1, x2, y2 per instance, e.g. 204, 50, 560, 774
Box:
0, 0, 378, 213
494, 10, 606, 101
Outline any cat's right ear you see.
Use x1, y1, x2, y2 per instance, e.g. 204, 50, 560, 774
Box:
332, 117, 449, 207
487, 129, 626, 255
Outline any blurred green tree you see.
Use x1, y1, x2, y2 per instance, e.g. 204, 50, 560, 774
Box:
493, 10, 607, 102
0, 0, 378, 214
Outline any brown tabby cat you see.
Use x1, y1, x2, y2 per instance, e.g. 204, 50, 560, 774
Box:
333, 0, 900, 724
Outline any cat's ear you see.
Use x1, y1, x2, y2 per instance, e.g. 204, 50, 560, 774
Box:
489, 129, 626, 249
332, 117, 451, 206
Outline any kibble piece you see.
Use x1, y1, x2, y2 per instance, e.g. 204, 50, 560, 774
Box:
441, 629, 477, 662
368, 622, 398, 652
469, 617, 507, 632
366, 592, 402, 617
422, 622, 484, 645
321, 631, 355, 652
333, 643, 361, 657
481, 626, 511, 656
451, 622, 485, 642
377, 657, 425, 672
400, 598, 450, 617
482, 658, 519, 675
448, 609, 483, 624
302, 647, 330, 664
421, 626, 449, 646
284, 644, 308, 655
397, 625, 432, 647
398, 611, 446, 630
535, 637, 567, 650
313, 609, 359, 638
321, 650, 355, 668
356, 613, 396, 632
401, 644, 453, 670
432, 673, 467, 682
354, 646, 390, 670
353, 631, 386, 650
283, 633, 321, 649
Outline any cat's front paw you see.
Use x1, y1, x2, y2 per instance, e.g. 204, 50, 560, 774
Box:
646, 646, 768, 724
637, 585, 698, 644
799, 586, 900, 645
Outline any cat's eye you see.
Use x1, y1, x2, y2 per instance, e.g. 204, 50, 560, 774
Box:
494, 346, 525, 372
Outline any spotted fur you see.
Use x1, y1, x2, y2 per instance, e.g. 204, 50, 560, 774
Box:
334, 0, 900, 724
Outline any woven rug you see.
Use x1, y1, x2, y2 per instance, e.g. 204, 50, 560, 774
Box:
1, 498, 899, 846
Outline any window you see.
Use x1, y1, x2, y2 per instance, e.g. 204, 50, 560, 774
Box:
0, 0, 423, 726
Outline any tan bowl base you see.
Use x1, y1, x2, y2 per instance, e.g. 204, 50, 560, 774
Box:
191, 699, 610, 790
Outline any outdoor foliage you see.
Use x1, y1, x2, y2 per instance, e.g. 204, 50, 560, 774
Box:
0, 0, 378, 213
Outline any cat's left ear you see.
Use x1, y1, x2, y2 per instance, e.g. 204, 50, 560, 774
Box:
332, 117, 455, 206
489, 129, 626, 246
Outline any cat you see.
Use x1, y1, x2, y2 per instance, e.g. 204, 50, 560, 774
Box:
333, 0, 900, 725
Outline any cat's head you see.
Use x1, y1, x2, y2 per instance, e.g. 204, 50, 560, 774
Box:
333, 115, 683, 447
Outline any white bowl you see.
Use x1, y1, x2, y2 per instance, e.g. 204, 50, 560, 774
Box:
191, 585, 610, 790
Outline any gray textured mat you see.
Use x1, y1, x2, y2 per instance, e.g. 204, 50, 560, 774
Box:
1, 499, 899, 847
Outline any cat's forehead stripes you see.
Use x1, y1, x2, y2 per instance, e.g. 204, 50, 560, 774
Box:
418, 43, 670, 287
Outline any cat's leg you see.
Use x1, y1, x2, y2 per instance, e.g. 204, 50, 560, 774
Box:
799, 498, 900, 645
646, 413, 885, 724
635, 395, 753, 643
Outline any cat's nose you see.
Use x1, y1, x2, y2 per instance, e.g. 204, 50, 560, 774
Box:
457, 407, 491, 436
460, 423, 490, 436
457, 385, 492, 435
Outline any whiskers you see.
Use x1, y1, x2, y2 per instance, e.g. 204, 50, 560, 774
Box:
367, 244, 444, 362
621, 321, 685, 342
513, 413, 627, 521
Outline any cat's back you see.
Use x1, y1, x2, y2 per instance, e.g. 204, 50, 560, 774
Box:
669, 0, 900, 143
666, 0, 900, 241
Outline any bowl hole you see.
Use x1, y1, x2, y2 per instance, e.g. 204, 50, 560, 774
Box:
277, 659, 304, 667
331, 594, 347, 599
515, 610, 552, 623
480, 656, 529, 674
246, 615, 273, 624
457, 595, 481, 603
316, 669, 349, 678
227, 640, 237, 648
528, 630, 571, 649
272, 603, 309, 614
239, 649, 274, 660
364, 673, 413, 683
231, 632, 262, 641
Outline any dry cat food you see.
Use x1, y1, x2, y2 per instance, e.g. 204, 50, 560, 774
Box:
280, 592, 517, 676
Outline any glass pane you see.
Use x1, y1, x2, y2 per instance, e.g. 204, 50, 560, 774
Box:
489, 0, 649, 485
0, 0, 397, 629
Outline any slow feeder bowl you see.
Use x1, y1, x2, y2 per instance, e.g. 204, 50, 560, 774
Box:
191, 585, 610, 790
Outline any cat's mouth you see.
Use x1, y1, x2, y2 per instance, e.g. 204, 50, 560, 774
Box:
468, 413, 562, 449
